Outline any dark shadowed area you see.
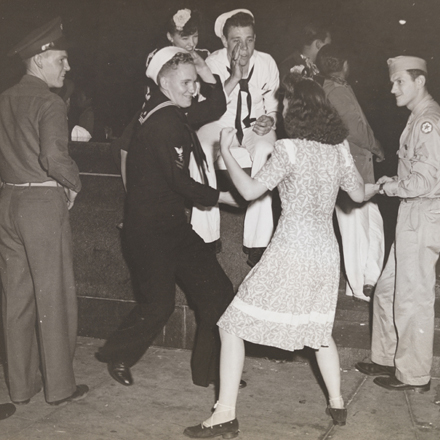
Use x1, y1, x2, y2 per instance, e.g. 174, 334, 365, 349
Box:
1, 0, 440, 158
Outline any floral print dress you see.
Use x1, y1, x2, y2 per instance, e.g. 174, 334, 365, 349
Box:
218, 138, 361, 350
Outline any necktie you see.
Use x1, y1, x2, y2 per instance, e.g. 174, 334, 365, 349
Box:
184, 123, 209, 185
228, 65, 255, 144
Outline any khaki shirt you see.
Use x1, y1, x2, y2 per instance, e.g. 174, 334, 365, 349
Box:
0, 75, 81, 192
389, 95, 440, 199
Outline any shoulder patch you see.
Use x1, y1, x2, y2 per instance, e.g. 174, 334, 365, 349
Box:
421, 121, 433, 134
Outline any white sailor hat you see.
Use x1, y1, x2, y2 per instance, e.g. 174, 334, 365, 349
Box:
214, 9, 254, 38
146, 46, 188, 84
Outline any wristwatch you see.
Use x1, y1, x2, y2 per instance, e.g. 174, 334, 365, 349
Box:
379, 183, 385, 195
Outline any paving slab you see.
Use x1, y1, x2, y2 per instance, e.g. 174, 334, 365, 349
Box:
1, 337, 439, 440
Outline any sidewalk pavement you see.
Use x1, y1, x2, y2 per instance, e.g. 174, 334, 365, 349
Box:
1, 337, 439, 440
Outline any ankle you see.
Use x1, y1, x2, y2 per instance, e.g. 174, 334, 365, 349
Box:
329, 396, 344, 409
203, 402, 236, 427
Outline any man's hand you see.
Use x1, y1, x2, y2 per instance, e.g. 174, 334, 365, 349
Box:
220, 127, 238, 155
229, 42, 243, 81
376, 175, 395, 185
190, 51, 216, 84
252, 115, 275, 136
64, 187, 78, 210
218, 191, 239, 207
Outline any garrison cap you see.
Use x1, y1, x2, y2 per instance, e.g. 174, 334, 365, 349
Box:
7, 16, 68, 60
387, 56, 427, 76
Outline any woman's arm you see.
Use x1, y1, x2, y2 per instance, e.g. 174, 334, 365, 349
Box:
220, 127, 268, 201
347, 164, 365, 203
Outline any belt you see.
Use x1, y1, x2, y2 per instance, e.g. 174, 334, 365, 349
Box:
400, 196, 440, 203
2, 181, 61, 188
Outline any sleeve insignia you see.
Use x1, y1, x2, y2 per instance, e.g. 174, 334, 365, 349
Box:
174, 146, 184, 169
421, 121, 433, 134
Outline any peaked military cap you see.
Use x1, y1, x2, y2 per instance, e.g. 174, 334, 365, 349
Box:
7, 16, 68, 59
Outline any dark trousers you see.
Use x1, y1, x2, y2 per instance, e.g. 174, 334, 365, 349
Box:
98, 218, 234, 387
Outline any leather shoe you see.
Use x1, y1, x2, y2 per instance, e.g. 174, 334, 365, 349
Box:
12, 386, 43, 405
0, 403, 16, 420
355, 362, 395, 376
374, 376, 430, 393
326, 407, 347, 426
48, 384, 89, 406
184, 418, 239, 438
108, 361, 133, 386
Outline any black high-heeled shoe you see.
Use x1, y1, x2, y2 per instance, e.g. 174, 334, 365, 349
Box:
326, 407, 347, 426
183, 418, 239, 438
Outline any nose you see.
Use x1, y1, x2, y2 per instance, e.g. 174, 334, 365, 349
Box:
188, 81, 196, 95
64, 59, 71, 71
391, 82, 397, 94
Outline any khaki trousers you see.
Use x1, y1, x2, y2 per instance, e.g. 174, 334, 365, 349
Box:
371, 198, 440, 385
0, 186, 77, 402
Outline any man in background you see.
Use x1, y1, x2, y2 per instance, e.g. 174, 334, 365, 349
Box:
317, 44, 385, 302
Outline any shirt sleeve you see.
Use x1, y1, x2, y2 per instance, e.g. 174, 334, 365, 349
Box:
255, 139, 294, 190
38, 97, 81, 192
327, 86, 382, 157
148, 115, 219, 207
338, 141, 362, 193
395, 116, 440, 198
262, 56, 280, 116
186, 75, 227, 127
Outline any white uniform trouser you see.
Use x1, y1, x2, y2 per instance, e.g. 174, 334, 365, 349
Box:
189, 121, 275, 248
335, 196, 385, 301
371, 198, 440, 386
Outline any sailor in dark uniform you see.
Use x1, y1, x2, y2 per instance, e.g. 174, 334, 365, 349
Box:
97, 47, 237, 388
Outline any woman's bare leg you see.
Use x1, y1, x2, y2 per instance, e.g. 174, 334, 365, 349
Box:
203, 328, 245, 426
315, 337, 344, 408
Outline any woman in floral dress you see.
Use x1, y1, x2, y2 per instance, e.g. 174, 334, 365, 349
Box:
184, 72, 365, 438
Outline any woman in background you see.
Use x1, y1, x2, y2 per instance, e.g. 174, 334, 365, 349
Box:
184, 72, 365, 438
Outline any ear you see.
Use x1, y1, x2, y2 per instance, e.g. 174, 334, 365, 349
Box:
415, 74, 426, 88
158, 75, 169, 91
33, 53, 44, 69
166, 32, 173, 44
220, 34, 228, 49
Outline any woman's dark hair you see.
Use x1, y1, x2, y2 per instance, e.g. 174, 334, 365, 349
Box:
223, 12, 255, 38
282, 72, 348, 145
167, 8, 201, 37
316, 44, 349, 78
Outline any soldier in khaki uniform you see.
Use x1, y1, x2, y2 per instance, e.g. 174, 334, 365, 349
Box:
356, 56, 440, 392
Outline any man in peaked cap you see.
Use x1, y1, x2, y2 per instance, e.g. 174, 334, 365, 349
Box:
356, 56, 440, 392
189, 9, 279, 268
0, 17, 88, 406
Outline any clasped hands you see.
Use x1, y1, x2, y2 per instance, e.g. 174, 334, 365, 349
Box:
364, 175, 396, 201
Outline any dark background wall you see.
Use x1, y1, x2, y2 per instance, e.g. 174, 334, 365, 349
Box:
1, 0, 440, 164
